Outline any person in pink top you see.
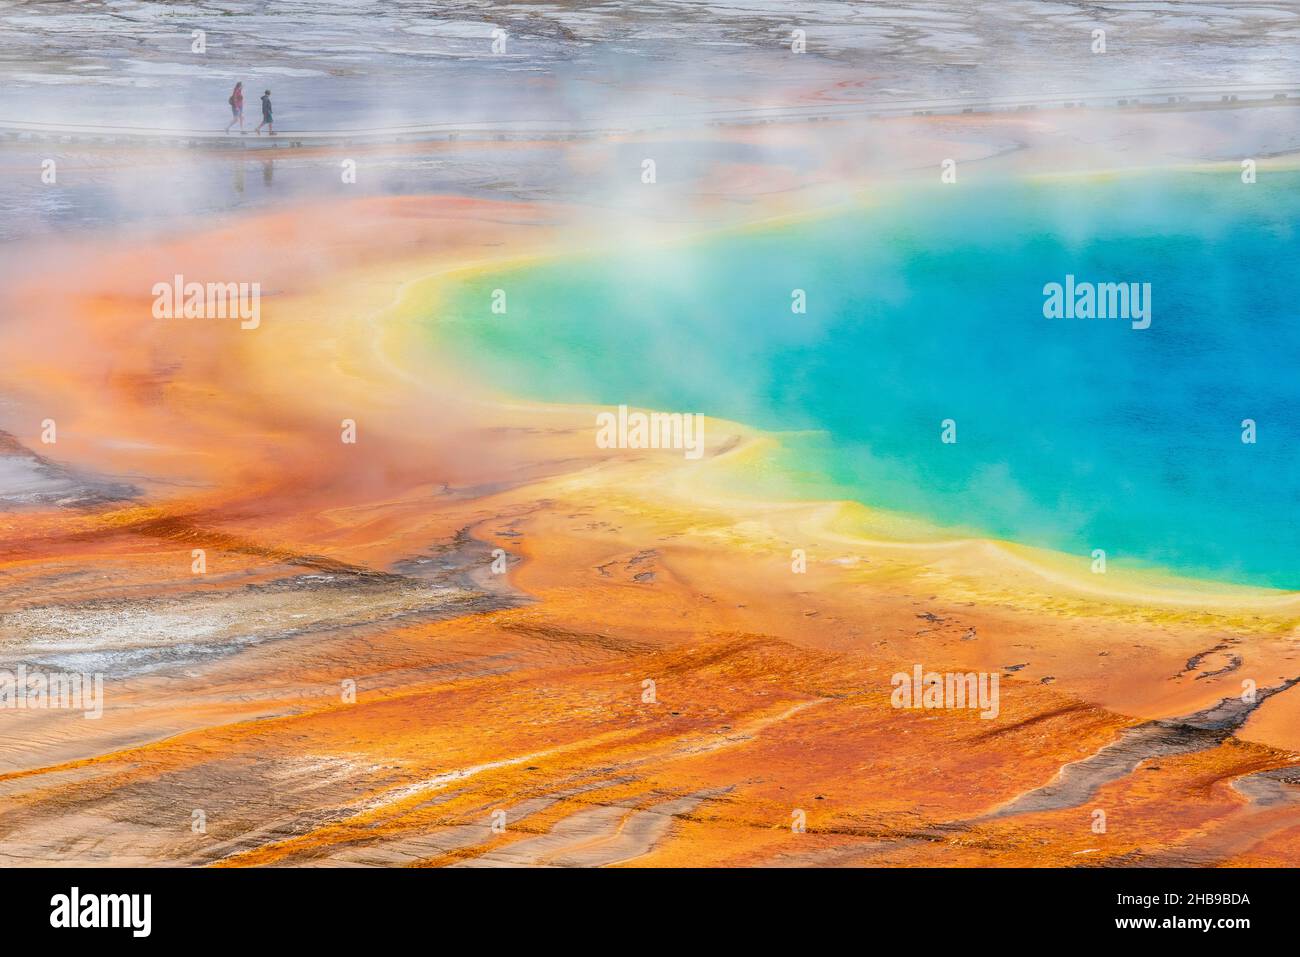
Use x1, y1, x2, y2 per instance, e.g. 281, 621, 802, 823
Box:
225, 82, 245, 134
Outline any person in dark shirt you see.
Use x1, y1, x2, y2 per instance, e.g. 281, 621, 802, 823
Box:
255, 90, 274, 136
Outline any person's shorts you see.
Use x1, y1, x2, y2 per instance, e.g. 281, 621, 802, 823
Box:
262, 113, 272, 123
231, 105, 242, 118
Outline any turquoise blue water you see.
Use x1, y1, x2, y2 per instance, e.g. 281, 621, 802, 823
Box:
431, 172, 1300, 589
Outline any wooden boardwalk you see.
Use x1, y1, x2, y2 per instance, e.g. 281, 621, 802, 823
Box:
2, 83, 1296, 150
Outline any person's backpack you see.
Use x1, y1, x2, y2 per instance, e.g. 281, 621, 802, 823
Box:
228, 94, 236, 107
